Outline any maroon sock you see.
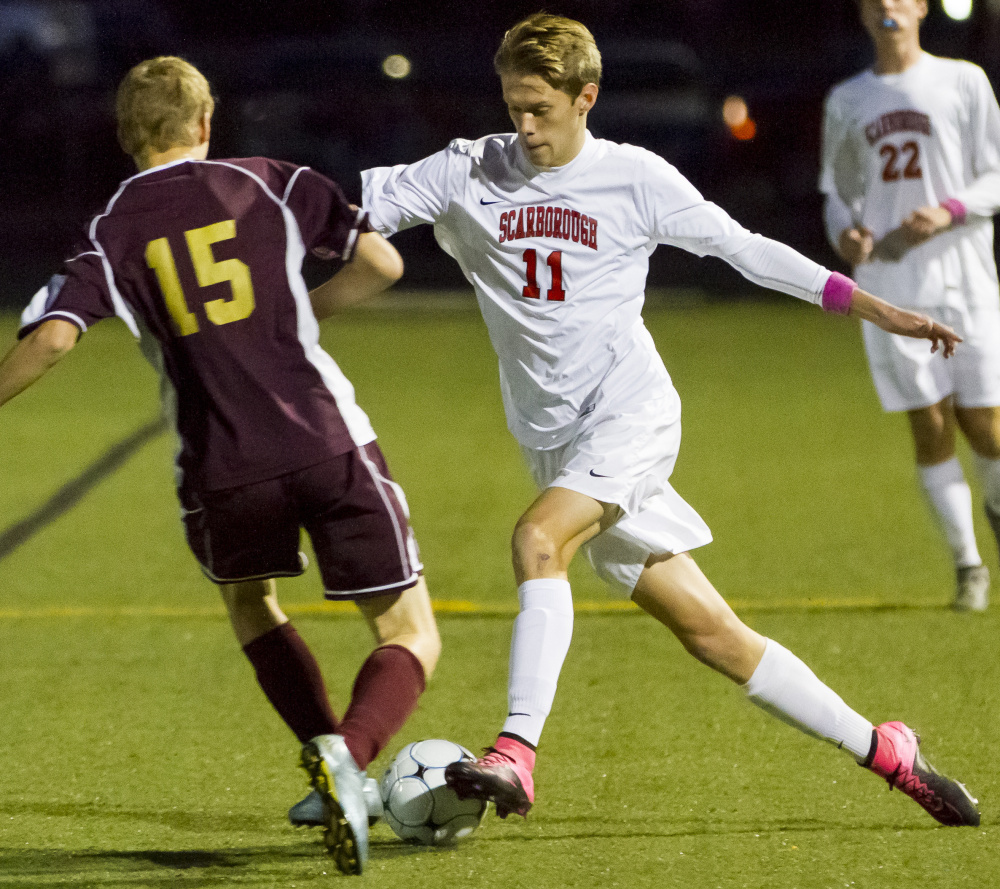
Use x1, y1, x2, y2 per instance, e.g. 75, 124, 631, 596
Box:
242, 623, 339, 743
339, 645, 426, 770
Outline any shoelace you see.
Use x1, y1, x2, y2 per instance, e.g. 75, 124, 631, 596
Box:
479, 746, 513, 767
886, 764, 944, 812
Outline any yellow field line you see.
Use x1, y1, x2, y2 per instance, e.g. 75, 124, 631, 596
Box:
0, 597, 944, 620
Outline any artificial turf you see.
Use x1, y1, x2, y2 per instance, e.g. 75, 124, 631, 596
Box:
1, 297, 996, 887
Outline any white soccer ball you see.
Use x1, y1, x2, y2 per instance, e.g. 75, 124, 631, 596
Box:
379, 739, 488, 845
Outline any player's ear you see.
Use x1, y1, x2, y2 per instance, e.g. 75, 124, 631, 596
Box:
199, 111, 212, 147
576, 83, 598, 115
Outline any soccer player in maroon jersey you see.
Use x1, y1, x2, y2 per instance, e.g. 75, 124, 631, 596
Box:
0, 56, 440, 875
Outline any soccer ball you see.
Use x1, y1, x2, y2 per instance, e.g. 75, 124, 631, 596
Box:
379, 739, 488, 845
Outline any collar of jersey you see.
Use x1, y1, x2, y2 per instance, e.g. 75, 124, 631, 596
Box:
516, 130, 598, 180
870, 50, 929, 83
131, 157, 199, 181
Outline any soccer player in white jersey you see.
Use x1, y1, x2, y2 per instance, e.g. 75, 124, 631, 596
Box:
361, 13, 980, 827
821, 0, 1000, 612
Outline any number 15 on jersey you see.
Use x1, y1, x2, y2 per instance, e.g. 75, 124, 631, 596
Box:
146, 219, 255, 335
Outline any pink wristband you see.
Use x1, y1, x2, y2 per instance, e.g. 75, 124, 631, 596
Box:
940, 198, 967, 225
821, 271, 856, 316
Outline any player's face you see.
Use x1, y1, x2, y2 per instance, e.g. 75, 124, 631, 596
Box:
501, 73, 597, 169
858, 0, 928, 42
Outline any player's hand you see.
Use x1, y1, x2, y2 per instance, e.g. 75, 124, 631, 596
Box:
848, 288, 961, 358
838, 227, 874, 265
900, 205, 953, 245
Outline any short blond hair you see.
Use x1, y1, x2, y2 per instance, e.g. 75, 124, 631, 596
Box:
494, 13, 601, 99
116, 56, 215, 160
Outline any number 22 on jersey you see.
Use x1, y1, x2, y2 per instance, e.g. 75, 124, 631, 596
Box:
146, 219, 255, 336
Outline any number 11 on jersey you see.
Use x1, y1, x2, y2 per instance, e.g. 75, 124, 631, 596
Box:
522, 249, 566, 302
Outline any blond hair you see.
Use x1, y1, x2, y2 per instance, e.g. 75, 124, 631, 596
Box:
494, 13, 601, 99
116, 56, 215, 160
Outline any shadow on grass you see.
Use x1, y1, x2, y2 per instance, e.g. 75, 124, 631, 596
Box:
0, 817, 944, 886
0, 837, 473, 886
0, 846, 326, 887
5, 798, 276, 833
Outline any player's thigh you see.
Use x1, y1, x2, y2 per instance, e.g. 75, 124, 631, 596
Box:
581, 485, 713, 597
293, 444, 422, 599
632, 552, 742, 638
862, 319, 953, 412
515, 485, 615, 551
180, 480, 303, 583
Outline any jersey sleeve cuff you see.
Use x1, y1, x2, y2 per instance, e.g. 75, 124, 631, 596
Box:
821, 271, 856, 316
940, 198, 967, 225
18, 311, 88, 340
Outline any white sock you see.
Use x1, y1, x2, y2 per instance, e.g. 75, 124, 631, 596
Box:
502, 579, 574, 747
744, 639, 874, 761
973, 453, 1000, 515
918, 458, 981, 569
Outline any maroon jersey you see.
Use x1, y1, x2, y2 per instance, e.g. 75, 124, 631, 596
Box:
20, 158, 377, 491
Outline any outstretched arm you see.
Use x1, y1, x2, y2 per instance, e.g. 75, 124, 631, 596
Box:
309, 232, 404, 321
0, 319, 79, 407
849, 288, 960, 356
820, 274, 961, 357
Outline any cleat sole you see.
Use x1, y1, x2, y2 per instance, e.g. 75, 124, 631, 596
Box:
445, 762, 532, 819
300, 743, 362, 875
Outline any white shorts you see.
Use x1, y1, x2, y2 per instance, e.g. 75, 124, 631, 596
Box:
862, 304, 1000, 412
521, 378, 712, 597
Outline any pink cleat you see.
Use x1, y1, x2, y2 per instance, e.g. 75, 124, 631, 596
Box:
444, 735, 535, 819
865, 721, 980, 826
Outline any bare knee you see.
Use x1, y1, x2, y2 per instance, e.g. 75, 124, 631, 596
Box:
220, 579, 276, 615
362, 580, 441, 680
675, 610, 755, 676
220, 579, 285, 647
956, 406, 1000, 458
387, 621, 442, 682
908, 402, 956, 465
511, 518, 561, 581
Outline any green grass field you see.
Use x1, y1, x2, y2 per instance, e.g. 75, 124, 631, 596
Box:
1, 296, 998, 887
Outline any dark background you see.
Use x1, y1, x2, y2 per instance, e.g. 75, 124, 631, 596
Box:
2, 0, 999, 306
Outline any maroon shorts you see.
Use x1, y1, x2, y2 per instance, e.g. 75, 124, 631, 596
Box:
180, 443, 422, 599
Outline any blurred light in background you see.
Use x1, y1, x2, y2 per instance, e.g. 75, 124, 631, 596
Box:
722, 95, 757, 141
382, 54, 412, 79
942, 0, 973, 20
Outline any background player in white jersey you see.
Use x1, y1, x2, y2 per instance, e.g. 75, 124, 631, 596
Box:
821, 0, 1000, 612
0, 57, 442, 875
361, 13, 980, 828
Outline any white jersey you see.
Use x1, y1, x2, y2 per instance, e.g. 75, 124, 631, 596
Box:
820, 53, 1000, 311
363, 132, 832, 449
